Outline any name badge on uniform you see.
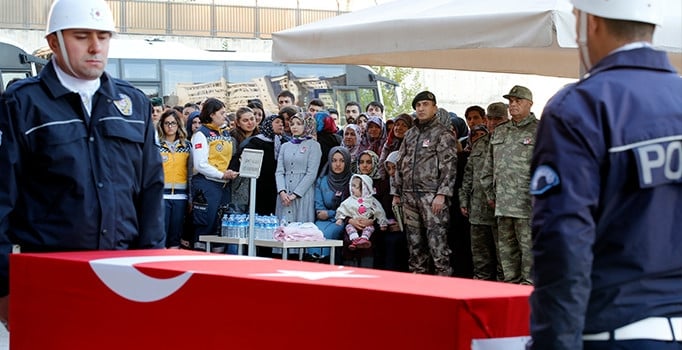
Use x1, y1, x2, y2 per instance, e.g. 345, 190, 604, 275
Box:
300, 146, 308, 153
422, 139, 430, 147
113, 93, 133, 116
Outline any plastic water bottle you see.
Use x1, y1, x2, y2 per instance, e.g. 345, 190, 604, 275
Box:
220, 214, 228, 237
267, 215, 279, 240
227, 215, 237, 238
240, 216, 249, 239
254, 215, 264, 239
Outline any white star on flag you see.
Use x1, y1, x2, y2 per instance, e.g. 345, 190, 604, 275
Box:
253, 269, 378, 281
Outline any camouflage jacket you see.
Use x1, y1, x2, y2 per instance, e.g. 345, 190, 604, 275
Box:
481, 113, 538, 218
459, 134, 495, 225
395, 116, 457, 196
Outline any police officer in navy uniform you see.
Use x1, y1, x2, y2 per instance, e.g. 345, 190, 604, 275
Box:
0, 0, 165, 327
528, 1, 682, 349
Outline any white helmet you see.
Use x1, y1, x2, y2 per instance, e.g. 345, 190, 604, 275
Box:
45, 0, 116, 37
571, 0, 663, 26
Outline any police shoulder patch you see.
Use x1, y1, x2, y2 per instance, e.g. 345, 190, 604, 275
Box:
530, 165, 560, 195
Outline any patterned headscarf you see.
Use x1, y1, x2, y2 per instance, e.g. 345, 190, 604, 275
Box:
357, 150, 381, 180
360, 116, 387, 155
259, 114, 282, 140
290, 113, 316, 144
303, 113, 317, 138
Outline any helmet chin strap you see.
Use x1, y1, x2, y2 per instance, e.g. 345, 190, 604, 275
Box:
55, 30, 81, 79
577, 10, 592, 78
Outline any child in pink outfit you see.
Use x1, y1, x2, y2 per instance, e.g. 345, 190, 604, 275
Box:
336, 174, 388, 249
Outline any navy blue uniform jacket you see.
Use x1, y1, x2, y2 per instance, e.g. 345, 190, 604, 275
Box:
0, 61, 165, 296
529, 47, 682, 349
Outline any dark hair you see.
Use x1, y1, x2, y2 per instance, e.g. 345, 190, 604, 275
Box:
277, 90, 295, 103
247, 101, 264, 113
464, 105, 486, 119
172, 105, 184, 114
198, 98, 225, 124
365, 101, 384, 114
184, 102, 200, 110
603, 17, 655, 41
279, 106, 298, 119
231, 107, 260, 144
345, 101, 361, 111
328, 108, 338, 115
308, 98, 324, 108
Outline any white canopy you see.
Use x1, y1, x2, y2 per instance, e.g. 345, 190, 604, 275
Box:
272, 0, 682, 78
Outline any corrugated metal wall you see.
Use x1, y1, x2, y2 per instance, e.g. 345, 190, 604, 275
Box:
0, 0, 342, 38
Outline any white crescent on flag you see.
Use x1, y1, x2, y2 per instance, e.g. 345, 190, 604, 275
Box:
89, 255, 260, 302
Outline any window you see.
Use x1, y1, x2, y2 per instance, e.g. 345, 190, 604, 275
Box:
162, 60, 225, 96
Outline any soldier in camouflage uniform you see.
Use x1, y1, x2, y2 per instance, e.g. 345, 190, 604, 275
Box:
480, 86, 538, 285
393, 91, 457, 276
459, 123, 498, 280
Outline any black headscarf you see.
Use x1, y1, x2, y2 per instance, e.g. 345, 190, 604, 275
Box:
325, 146, 352, 197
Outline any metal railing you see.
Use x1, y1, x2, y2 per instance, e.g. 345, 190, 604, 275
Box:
0, 0, 343, 39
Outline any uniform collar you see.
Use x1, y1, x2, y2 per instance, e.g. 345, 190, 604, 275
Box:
512, 113, 536, 127
587, 46, 677, 78
41, 60, 118, 101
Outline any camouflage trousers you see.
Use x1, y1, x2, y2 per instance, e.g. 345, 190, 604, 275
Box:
402, 192, 453, 276
496, 216, 533, 285
470, 224, 500, 281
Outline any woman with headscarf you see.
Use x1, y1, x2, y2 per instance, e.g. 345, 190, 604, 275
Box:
186, 110, 202, 139
358, 116, 387, 156
311, 146, 352, 262
275, 112, 321, 224
378, 113, 413, 179
314, 111, 342, 176
341, 124, 362, 173
228, 114, 284, 216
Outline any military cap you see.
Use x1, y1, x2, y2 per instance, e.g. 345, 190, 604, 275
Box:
411, 90, 437, 109
486, 102, 508, 119
150, 97, 164, 107
503, 85, 533, 102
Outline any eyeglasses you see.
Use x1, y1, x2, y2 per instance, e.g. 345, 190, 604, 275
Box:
163, 121, 178, 127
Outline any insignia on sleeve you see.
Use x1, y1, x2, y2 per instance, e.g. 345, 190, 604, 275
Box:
113, 93, 133, 116
194, 143, 202, 150
530, 165, 560, 195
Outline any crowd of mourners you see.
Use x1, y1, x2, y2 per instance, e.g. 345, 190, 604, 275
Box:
156, 86, 537, 283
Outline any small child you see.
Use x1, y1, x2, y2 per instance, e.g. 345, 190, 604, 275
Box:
336, 174, 388, 249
